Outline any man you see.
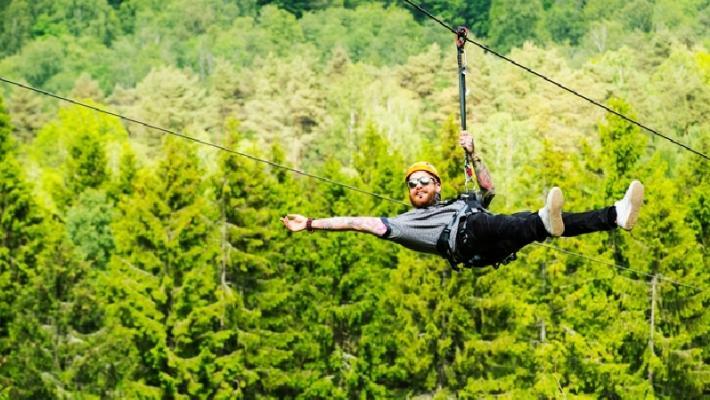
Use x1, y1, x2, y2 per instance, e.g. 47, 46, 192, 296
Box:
281, 131, 644, 268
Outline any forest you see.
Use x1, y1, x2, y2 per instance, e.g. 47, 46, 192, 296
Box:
0, 0, 708, 398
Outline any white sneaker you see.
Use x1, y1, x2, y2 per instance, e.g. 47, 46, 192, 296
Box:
615, 180, 644, 230
538, 187, 564, 237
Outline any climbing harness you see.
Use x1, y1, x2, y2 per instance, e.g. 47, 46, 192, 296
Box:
436, 194, 483, 271
436, 194, 516, 270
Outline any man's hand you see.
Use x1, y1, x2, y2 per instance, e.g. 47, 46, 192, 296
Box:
459, 130, 475, 154
281, 214, 308, 232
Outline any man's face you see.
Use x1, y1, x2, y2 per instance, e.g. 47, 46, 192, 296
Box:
407, 171, 440, 208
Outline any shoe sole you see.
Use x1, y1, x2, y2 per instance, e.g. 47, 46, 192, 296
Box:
621, 181, 644, 230
548, 187, 564, 236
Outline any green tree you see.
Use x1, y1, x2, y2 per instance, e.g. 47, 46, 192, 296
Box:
109, 66, 219, 151
6, 80, 48, 143
0, 99, 43, 334
299, 4, 449, 66
0, 95, 45, 395
64, 129, 109, 198
0, 1, 33, 55
208, 124, 299, 398
488, 0, 545, 53
353, 123, 408, 215
0, 0, 120, 48
105, 137, 215, 397
4, 223, 110, 398
66, 189, 115, 269
401, 0, 492, 38
597, 98, 646, 206
234, 53, 326, 163
257, 0, 331, 17
544, 0, 588, 45
109, 143, 138, 200
29, 102, 127, 213
631, 160, 707, 397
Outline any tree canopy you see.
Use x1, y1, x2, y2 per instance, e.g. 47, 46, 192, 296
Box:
0, 0, 707, 398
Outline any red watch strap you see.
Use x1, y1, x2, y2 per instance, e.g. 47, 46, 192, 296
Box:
306, 218, 314, 232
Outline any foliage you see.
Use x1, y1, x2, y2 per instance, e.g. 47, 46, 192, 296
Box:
0, 1, 707, 398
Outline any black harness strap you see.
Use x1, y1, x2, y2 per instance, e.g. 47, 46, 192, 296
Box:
436, 198, 471, 271
436, 194, 517, 270
436, 194, 481, 270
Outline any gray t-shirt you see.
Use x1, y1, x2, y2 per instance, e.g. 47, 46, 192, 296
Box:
380, 199, 469, 255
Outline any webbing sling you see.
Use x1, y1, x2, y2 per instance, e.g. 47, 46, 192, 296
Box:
436, 194, 517, 270
436, 194, 482, 271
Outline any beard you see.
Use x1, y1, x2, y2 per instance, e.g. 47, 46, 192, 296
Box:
410, 188, 437, 208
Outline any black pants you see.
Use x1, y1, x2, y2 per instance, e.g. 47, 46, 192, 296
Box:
456, 207, 617, 265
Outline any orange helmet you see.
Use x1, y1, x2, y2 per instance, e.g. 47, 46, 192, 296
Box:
405, 161, 441, 183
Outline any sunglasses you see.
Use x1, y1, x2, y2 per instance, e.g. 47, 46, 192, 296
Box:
407, 176, 435, 188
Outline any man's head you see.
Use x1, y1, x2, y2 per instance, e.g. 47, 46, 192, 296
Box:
404, 161, 441, 208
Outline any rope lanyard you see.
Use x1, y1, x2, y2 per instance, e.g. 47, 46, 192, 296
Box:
455, 26, 475, 192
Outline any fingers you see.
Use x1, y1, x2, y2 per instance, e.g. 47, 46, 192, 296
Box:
283, 214, 302, 222
281, 214, 304, 231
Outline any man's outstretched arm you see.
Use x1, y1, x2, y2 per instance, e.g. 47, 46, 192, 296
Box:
281, 214, 388, 236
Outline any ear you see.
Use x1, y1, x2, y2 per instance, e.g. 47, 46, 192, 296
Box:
435, 182, 442, 193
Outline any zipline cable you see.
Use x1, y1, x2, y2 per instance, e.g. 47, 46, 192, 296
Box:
0, 76, 704, 293
0, 76, 407, 206
531, 242, 703, 291
402, 0, 709, 161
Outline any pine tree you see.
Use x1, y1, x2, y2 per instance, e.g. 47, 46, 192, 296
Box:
488, 0, 545, 53
66, 189, 115, 269
7, 81, 48, 143
630, 159, 707, 397
4, 222, 118, 398
63, 129, 109, 202
108, 143, 138, 201
0, 96, 45, 392
104, 137, 215, 397
29, 103, 127, 213
208, 125, 297, 398
110, 66, 220, 152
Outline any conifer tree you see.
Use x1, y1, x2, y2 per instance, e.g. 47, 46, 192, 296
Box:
630, 159, 707, 397
108, 143, 138, 201
353, 123, 408, 215
7, 82, 47, 143
0, 96, 45, 392
286, 158, 367, 398
263, 142, 333, 396
4, 222, 117, 398
488, 0, 545, 53
208, 124, 298, 398
66, 189, 115, 269
29, 103, 126, 213
110, 66, 221, 151
105, 137, 215, 397
63, 129, 109, 200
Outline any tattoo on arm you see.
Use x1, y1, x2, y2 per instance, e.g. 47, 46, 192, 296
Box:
314, 217, 387, 236
473, 157, 495, 192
